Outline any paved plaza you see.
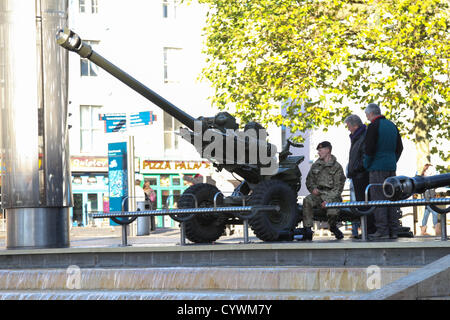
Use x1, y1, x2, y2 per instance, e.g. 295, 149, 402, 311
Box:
0, 225, 447, 249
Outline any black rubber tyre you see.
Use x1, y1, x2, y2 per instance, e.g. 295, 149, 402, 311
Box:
249, 180, 299, 241
177, 183, 226, 243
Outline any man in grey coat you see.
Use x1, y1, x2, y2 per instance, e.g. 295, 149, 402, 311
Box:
344, 114, 375, 237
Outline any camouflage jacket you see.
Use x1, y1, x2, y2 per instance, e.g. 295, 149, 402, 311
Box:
306, 154, 346, 203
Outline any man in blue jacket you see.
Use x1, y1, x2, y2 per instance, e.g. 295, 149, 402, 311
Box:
364, 103, 403, 239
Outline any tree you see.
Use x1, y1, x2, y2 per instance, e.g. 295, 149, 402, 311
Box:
343, 0, 449, 173
199, 0, 449, 173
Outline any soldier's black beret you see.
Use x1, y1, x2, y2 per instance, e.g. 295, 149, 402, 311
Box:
317, 141, 332, 150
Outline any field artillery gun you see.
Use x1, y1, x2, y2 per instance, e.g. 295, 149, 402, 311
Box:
57, 28, 363, 243
383, 173, 450, 201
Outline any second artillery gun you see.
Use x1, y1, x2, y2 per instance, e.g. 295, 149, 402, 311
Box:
57, 28, 352, 243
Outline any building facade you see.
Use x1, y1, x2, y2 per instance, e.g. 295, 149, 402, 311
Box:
66, 0, 261, 227
66, 0, 422, 232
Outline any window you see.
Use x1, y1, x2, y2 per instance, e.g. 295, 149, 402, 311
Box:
87, 193, 98, 211
163, 47, 182, 83
144, 177, 158, 186
79, 0, 99, 14
91, 0, 99, 14
172, 177, 181, 186
79, 0, 86, 13
163, 112, 182, 154
162, 0, 177, 19
80, 41, 99, 77
72, 193, 83, 226
80, 105, 104, 153
72, 176, 82, 184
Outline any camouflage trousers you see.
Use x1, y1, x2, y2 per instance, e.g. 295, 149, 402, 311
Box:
302, 193, 339, 228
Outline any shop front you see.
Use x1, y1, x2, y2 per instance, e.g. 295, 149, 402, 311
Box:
140, 159, 212, 228
69, 156, 214, 228
70, 156, 109, 227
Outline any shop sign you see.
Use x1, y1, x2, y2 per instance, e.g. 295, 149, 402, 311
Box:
140, 160, 211, 173
108, 142, 128, 225
129, 111, 156, 127
99, 113, 127, 133
99, 111, 156, 132
70, 156, 108, 172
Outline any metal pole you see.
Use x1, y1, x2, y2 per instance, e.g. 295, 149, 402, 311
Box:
168, 194, 187, 246
119, 196, 130, 246
360, 216, 368, 241
360, 184, 370, 241
121, 224, 128, 247
360, 184, 382, 241
213, 192, 223, 209
441, 213, 447, 241
243, 219, 249, 244
2, 0, 71, 249
180, 222, 186, 246
175, 193, 199, 246
127, 136, 136, 237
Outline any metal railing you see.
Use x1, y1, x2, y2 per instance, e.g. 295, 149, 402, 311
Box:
212, 191, 255, 244
326, 183, 450, 241
91, 194, 279, 246
90, 181, 449, 245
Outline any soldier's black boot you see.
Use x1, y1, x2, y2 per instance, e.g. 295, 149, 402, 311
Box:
293, 227, 314, 241
330, 225, 344, 240
304, 227, 313, 241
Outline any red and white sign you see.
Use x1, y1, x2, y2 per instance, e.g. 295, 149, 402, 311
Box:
70, 156, 108, 172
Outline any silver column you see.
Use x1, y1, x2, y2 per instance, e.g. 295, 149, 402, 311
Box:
0, 0, 71, 249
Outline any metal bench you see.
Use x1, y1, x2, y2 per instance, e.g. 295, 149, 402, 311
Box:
91, 193, 279, 246
326, 183, 450, 241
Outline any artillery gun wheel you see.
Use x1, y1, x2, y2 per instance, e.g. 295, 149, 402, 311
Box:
249, 180, 298, 241
177, 183, 226, 243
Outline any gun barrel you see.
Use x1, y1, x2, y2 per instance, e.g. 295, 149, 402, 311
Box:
56, 28, 196, 130
383, 173, 450, 200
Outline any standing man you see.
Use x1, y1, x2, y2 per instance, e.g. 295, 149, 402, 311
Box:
135, 179, 149, 235
419, 164, 440, 236
135, 179, 146, 206
143, 180, 157, 230
344, 114, 375, 237
363, 103, 403, 240
302, 141, 346, 240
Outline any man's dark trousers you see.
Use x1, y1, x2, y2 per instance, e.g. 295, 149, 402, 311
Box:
369, 171, 399, 236
353, 174, 376, 234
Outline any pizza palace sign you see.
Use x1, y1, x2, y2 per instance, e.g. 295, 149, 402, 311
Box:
141, 160, 211, 173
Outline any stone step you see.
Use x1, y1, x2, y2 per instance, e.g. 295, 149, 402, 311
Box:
0, 266, 417, 292
0, 289, 362, 300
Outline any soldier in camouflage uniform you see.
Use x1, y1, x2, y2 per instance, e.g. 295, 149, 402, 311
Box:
302, 141, 346, 240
